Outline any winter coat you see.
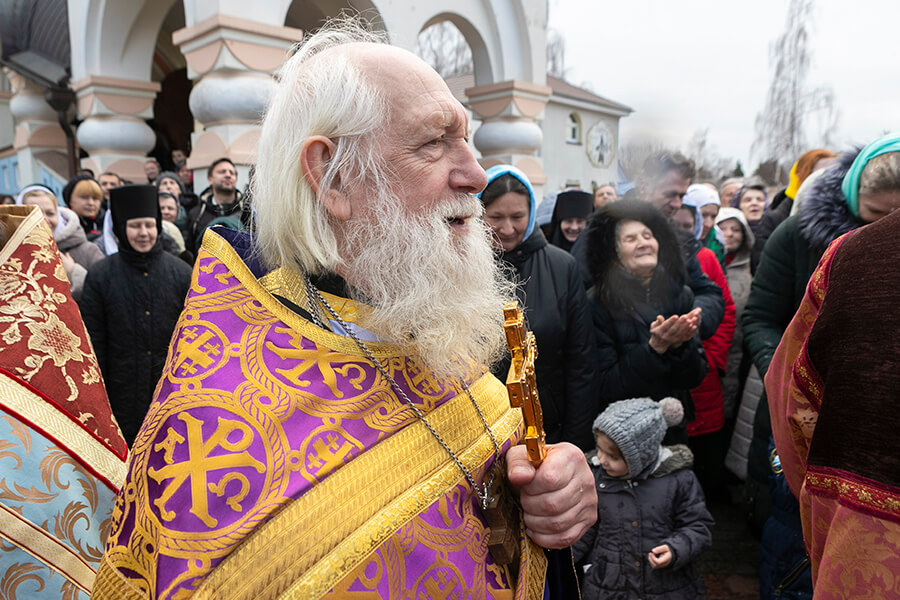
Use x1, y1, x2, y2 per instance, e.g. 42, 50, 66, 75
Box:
751, 188, 791, 272
497, 228, 597, 450
716, 207, 755, 418
81, 242, 192, 446
53, 206, 105, 300
725, 364, 763, 482
574, 444, 713, 600
685, 248, 734, 437
719, 208, 759, 480
742, 151, 862, 490
584, 201, 708, 422
701, 229, 726, 270
743, 151, 861, 382
56, 206, 105, 269
672, 226, 725, 341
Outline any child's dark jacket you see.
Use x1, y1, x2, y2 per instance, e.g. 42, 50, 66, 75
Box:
574, 444, 714, 599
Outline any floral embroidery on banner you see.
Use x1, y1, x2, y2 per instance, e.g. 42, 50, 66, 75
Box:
0, 222, 101, 406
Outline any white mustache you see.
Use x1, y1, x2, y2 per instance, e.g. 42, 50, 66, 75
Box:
433, 194, 483, 221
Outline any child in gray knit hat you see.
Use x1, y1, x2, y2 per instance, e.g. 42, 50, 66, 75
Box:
573, 397, 714, 599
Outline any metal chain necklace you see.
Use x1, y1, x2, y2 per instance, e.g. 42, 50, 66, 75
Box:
303, 277, 504, 510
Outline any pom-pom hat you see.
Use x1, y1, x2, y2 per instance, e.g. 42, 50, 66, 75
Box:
592, 397, 683, 477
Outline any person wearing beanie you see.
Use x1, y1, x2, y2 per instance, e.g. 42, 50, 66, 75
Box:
574, 397, 714, 599
156, 191, 187, 254
743, 133, 900, 598
548, 189, 593, 252
479, 165, 597, 451
155, 170, 194, 234
61, 174, 105, 241
80, 185, 193, 446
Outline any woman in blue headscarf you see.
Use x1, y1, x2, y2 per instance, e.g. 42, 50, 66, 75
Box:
479, 165, 597, 451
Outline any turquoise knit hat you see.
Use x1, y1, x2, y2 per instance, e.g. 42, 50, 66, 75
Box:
841, 132, 900, 218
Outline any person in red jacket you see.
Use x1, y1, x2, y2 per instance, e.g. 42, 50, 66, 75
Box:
674, 202, 736, 499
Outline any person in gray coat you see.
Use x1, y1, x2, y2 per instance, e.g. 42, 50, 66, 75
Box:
574, 397, 714, 599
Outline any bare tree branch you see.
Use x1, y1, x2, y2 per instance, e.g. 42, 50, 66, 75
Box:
754, 0, 839, 175
547, 29, 567, 79
415, 22, 473, 78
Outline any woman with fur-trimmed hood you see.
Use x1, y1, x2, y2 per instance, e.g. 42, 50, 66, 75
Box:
585, 200, 708, 441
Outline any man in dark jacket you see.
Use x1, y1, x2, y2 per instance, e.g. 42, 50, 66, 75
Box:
185, 157, 250, 252
81, 185, 192, 446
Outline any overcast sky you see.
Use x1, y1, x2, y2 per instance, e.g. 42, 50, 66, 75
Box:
548, 0, 900, 172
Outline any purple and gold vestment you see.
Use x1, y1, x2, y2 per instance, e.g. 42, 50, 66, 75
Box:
92, 228, 546, 599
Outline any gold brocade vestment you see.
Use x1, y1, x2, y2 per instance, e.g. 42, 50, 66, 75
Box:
91, 228, 546, 599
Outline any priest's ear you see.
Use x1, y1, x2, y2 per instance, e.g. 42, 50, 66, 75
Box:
300, 136, 351, 222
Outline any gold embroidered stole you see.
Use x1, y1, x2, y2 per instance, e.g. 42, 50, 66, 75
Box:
189, 370, 545, 599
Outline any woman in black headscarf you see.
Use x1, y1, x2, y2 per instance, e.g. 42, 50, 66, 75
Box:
548, 189, 593, 253
81, 185, 193, 446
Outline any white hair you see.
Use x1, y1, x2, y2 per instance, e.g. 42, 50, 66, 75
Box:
252, 18, 391, 274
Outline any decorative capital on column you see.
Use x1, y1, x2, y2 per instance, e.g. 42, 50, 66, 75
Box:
72, 76, 161, 120
467, 80, 552, 188
174, 16, 302, 174
465, 80, 552, 121
72, 77, 160, 182
173, 15, 303, 79
6, 71, 66, 151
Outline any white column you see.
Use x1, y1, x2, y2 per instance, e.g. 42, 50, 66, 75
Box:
6, 71, 68, 185
466, 80, 551, 196
73, 76, 160, 183
173, 15, 302, 185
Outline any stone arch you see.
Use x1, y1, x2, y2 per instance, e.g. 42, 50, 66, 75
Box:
69, 0, 183, 180
387, 1, 544, 85
71, 0, 180, 81
420, 12, 494, 86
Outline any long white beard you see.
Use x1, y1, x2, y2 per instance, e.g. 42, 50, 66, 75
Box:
337, 191, 516, 381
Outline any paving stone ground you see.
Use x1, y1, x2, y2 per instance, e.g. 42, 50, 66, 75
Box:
701, 487, 761, 600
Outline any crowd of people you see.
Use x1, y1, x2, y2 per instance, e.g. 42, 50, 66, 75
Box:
2, 18, 899, 600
